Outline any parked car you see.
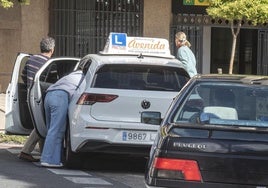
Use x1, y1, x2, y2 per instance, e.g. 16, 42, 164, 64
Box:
6, 33, 190, 167
145, 74, 268, 188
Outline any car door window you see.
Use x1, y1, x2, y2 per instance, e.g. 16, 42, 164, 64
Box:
39, 60, 79, 94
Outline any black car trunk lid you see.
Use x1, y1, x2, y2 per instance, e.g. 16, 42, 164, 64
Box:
163, 126, 268, 185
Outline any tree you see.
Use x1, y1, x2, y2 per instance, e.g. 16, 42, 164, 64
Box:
0, 0, 30, 8
0, 0, 13, 8
206, 0, 268, 74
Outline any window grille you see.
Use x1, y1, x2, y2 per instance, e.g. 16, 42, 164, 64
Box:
49, 0, 143, 57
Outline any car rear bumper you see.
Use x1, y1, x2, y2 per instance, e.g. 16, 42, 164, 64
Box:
70, 127, 157, 156
146, 179, 266, 188
76, 140, 152, 156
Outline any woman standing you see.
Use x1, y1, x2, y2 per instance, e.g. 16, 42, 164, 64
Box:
175, 31, 197, 77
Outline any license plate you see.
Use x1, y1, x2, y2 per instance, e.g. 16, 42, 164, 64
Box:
122, 131, 156, 142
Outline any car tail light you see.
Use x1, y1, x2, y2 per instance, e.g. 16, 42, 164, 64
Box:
76, 93, 118, 105
152, 157, 202, 182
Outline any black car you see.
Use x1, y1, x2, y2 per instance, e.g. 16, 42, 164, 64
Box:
145, 74, 268, 188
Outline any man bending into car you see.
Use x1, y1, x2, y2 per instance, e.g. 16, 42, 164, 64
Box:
40, 57, 89, 168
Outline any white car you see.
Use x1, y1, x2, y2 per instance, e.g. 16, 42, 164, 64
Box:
6, 33, 190, 167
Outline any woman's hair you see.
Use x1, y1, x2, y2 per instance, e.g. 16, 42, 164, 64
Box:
175, 31, 191, 47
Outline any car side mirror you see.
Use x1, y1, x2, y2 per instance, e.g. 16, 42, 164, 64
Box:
141, 111, 161, 125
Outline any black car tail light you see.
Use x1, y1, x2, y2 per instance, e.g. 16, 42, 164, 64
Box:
76, 93, 118, 105
151, 157, 202, 182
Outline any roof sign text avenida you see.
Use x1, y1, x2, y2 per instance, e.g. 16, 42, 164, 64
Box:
101, 32, 174, 58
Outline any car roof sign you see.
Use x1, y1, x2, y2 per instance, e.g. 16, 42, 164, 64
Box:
100, 32, 175, 58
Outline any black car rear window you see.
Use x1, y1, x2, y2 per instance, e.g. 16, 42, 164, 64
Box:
173, 82, 268, 128
92, 64, 189, 91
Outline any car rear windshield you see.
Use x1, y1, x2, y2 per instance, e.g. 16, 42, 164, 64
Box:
173, 82, 268, 128
92, 64, 189, 91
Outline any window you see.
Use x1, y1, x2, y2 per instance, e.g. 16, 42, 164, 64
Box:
93, 64, 189, 91
173, 82, 268, 128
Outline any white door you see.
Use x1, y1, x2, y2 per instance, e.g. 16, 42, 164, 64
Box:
5, 53, 32, 135
29, 57, 80, 138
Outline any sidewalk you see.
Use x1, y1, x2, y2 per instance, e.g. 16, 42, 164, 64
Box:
0, 93, 5, 132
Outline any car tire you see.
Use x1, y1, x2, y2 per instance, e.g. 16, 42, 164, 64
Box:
64, 127, 82, 169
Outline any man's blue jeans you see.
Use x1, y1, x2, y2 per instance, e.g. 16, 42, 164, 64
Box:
41, 90, 69, 165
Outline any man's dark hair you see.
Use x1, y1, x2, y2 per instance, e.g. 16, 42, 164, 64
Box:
40, 37, 55, 53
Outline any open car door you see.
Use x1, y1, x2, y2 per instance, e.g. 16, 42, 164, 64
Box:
28, 57, 81, 138
5, 53, 32, 135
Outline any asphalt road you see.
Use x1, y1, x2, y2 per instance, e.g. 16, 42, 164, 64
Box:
0, 143, 147, 188
0, 94, 147, 187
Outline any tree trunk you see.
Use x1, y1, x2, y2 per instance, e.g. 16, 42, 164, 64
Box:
229, 35, 237, 74
229, 20, 242, 74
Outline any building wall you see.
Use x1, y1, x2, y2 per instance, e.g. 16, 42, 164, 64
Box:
0, 0, 49, 93
0, 3, 21, 92
20, 0, 49, 53
143, 0, 171, 40
202, 26, 211, 74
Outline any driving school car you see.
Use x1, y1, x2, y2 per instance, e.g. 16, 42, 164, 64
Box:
6, 33, 190, 166
145, 74, 268, 188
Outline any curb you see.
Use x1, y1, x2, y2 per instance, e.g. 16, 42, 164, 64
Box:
0, 143, 23, 149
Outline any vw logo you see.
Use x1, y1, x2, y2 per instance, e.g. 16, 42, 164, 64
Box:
141, 100, 151, 109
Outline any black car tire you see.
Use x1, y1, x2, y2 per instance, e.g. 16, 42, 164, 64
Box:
64, 127, 82, 169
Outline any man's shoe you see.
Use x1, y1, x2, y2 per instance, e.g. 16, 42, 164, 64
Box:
41, 162, 63, 168
18, 152, 40, 162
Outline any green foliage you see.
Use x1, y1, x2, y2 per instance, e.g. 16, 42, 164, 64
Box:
0, 0, 30, 9
0, 133, 27, 144
0, 0, 13, 8
207, 0, 268, 74
207, 0, 268, 25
